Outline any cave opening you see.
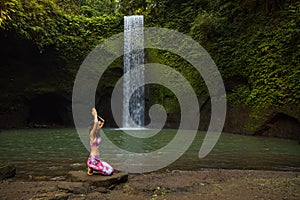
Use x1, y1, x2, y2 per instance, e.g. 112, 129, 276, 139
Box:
255, 112, 300, 140
28, 93, 68, 127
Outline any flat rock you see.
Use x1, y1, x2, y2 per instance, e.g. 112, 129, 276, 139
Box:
66, 171, 128, 188
57, 182, 90, 194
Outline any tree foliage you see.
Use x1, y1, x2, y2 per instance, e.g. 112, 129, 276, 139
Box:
0, 0, 122, 60
0, 0, 299, 116
189, 0, 300, 111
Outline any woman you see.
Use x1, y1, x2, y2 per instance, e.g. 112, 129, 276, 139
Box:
87, 108, 114, 176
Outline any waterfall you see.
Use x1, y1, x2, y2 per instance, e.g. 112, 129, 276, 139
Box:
123, 15, 145, 128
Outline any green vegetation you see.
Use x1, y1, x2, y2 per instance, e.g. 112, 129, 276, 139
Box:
0, 0, 299, 128
0, 0, 122, 60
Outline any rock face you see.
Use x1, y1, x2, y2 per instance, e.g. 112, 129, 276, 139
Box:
254, 112, 300, 140
66, 171, 128, 188
0, 165, 16, 180
1, 34, 299, 141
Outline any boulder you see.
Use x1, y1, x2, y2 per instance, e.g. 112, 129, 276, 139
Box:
0, 165, 16, 180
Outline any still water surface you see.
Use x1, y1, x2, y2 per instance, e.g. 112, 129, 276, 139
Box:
0, 128, 299, 178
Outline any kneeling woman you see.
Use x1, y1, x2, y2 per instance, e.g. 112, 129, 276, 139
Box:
87, 108, 114, 176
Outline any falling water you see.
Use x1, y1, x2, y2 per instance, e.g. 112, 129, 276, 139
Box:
123, 15, 145, 128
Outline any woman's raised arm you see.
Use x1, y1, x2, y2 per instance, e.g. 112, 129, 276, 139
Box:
90, 108, 99, 137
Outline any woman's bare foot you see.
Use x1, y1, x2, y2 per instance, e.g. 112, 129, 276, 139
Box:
87, 167, 93, 176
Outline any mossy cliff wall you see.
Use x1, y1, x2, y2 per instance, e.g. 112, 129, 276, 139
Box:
0, 0, 299, 141
0, 34, 299, 142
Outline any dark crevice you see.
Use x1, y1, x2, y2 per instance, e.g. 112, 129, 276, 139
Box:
27, 93, 69, 127
254, 112, 300, 140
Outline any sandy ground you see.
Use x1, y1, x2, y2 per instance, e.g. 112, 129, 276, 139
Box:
0, 169, 300, 200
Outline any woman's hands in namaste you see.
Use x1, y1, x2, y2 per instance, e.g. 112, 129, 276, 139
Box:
92, 107, 97, 117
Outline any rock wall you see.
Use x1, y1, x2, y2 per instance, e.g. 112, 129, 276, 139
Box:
0, 33, 74, 129
254, 112, 300, 140
0, 33, 299, 141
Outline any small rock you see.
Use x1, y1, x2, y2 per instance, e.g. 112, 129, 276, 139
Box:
86, 192, 103, 199
108, 184, 116, 190
46, 186, 58, 193
51, 192, 71, 200
50, 176, 66, 181
94, 187, 108, 193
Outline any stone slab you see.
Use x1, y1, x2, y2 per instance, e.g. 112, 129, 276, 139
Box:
66, 171, 128, 188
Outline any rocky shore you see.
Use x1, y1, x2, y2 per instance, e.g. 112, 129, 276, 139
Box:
0, 169, 299, 200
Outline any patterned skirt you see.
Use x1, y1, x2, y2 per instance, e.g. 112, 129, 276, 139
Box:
87, 155, 114, 175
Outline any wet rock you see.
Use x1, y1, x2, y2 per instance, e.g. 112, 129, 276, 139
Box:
50, 176, 66, 181
45, 186, 58, 193
93, 186, 108, 193
86, 192, 104, 199
57, 182, 90, 194
0, 165, 16, 180
66, 171, 128, 188
31, 191, 71, 200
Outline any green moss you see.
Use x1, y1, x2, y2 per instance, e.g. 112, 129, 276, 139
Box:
1, 0, 299, 128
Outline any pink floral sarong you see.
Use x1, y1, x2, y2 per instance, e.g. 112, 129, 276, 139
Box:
87, 155, 114, 175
